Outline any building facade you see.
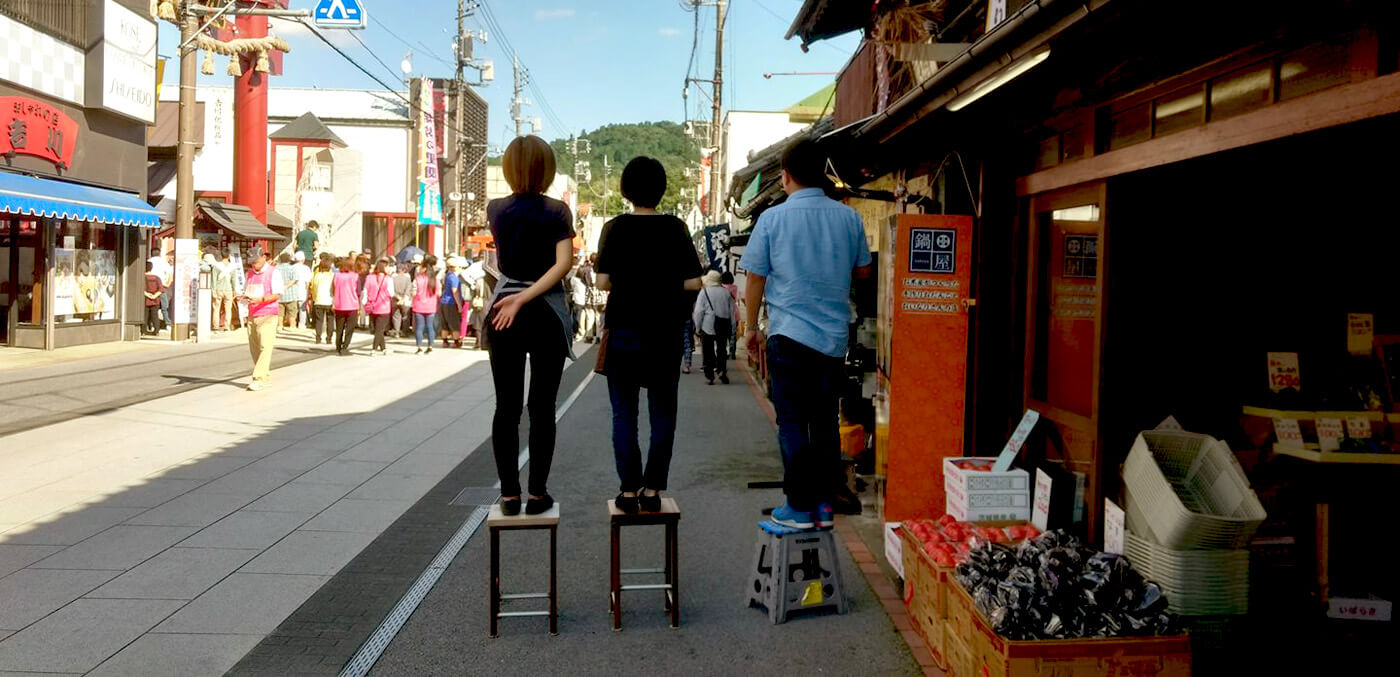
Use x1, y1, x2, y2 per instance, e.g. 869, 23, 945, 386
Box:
0, 0, 160, 349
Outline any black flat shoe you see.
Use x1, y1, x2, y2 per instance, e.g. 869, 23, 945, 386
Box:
524, 494, 554, 515
639, 492, 662, 513
615, 493, 639, 514
500, 496, 521, 516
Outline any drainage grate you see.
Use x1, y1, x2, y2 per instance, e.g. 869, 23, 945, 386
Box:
449, 486, 501, 507
338, 505, 489, 677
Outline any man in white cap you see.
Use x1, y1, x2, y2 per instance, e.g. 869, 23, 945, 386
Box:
292, 250, 312, 329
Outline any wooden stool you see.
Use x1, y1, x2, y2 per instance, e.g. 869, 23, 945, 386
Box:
487, 503, 560, 637
608, 497, 680, 630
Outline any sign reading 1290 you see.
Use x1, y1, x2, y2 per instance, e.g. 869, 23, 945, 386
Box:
314, 0, 366, 29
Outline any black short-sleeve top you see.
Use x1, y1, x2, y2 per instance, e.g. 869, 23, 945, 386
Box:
487, 194, 575, 289
595, 213, 703, 332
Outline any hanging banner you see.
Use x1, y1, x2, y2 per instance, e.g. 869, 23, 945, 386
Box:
415, 77, 444, 227
173, 238, 199, 324
704, 223, 730, 273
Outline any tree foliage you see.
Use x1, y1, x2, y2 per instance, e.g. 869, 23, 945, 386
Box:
548, 122, 701, 217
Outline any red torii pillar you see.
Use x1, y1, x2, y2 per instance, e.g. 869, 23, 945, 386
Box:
231, 3, 276, 228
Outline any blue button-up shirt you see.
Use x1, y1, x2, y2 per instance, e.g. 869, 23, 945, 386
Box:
740, 187, 871, 358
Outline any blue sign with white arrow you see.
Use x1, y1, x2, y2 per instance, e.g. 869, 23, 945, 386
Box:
314, 0, 366, 29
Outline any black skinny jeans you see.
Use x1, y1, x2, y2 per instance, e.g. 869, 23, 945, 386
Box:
144, 305, 160, 334
334, 310, 355, 352
371, 313, 390, 351
487, 301, 566, 498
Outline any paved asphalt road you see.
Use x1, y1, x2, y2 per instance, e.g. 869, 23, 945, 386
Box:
0, 331, 352, 437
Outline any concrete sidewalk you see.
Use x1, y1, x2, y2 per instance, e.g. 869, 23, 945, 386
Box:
0, 334, 503, 675
352, 360, 920, 674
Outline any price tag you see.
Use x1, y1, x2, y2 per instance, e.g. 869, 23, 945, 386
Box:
1346, 416, 1372, 440
1267, 352, 1301, 392
1273, 418, 1304, 448
1327, 597, 1392, 622
1347, 313, 1375, 356
1031, 469, 1053, 531
992, 409, 1040, 473
1104, 499, 1125, 556
1316, 418, 1344, 452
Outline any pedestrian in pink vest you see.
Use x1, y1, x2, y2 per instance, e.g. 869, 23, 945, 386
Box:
238, 251, 284, 391
363, 257, 394, 355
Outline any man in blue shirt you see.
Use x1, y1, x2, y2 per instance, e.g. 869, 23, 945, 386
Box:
741, 139, 872, 530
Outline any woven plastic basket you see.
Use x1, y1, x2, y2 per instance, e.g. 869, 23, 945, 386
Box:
1125, 531, 1249, 616
1123, 430, 1265, 549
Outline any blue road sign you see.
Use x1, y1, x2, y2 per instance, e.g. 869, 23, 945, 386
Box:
314, 0, 366, 29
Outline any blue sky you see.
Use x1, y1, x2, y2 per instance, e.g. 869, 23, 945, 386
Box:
156, 0, 860, 151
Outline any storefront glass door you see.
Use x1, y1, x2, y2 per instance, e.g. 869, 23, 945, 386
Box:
1024, 183, 1108, 539
0, 214, 44, 345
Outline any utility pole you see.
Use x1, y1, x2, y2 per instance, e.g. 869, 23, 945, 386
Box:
511, 52, 526, 138
709, 0, 726, 225
175, 4, 197, 240
455, 0, 466, 250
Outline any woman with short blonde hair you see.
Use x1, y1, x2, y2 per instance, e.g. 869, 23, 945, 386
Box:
486, 135, 576, 515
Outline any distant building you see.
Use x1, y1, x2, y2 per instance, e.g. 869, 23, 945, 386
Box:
722, 111, 809, 208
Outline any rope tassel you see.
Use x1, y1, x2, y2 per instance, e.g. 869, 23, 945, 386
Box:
227, 55, 242, 77
255, 50, 270, 74
200, 49, 214, 75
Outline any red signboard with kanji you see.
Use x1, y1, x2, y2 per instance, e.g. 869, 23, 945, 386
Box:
0, 97, 80, 170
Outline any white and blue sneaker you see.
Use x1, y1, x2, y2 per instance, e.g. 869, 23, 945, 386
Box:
816, 503, 835, 529
769, 503, 815, 530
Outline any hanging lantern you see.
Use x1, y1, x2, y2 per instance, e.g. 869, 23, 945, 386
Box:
200, 49, 214, 75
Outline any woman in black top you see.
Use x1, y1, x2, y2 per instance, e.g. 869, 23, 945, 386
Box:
486, 135, 576, 516
595, 157, 704, 513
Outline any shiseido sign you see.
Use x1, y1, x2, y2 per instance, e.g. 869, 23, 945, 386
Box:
85, 0, 157, 124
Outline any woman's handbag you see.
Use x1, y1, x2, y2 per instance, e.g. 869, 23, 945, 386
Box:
593, 328, 610, 375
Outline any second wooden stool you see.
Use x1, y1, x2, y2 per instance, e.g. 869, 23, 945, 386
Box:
608, 497, 680, 630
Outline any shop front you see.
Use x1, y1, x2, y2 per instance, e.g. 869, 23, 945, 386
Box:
0, 91, 158, 350
783, 0, 1400, 672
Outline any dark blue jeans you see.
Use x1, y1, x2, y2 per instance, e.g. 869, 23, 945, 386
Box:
766, 334, 844, 512
608, 328, 680, 492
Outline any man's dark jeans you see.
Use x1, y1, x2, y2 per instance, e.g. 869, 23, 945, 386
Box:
766, 334, 843, 512
607, 328, 680, 492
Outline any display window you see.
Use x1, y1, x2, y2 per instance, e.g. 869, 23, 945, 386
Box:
52, 219, 120, 323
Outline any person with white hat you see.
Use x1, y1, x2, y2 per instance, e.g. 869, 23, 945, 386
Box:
692, 269, 735, 385
292, 251, 312, 329
438, 256, 466, 348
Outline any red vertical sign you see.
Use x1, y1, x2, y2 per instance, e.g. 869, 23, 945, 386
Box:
885, 214, 974, 521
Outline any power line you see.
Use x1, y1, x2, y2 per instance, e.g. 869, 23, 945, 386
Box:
369, 16, 454, 67
474, 1, 572, 137
346, 28, 403, 85
278, 17, 482, 147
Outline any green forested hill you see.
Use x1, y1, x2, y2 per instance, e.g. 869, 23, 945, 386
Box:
551, 122, 700, 217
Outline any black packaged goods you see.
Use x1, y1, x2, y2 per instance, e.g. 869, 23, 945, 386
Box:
953, 529, 1179, 640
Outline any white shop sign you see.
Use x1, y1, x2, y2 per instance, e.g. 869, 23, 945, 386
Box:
86, 0, 157, 124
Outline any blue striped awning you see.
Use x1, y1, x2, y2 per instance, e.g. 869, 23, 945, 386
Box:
0, 171, 160, 228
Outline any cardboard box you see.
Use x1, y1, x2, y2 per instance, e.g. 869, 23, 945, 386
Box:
951, 581, 1192, 677
899, 526, 948, 669
944, 457, 1031, 521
